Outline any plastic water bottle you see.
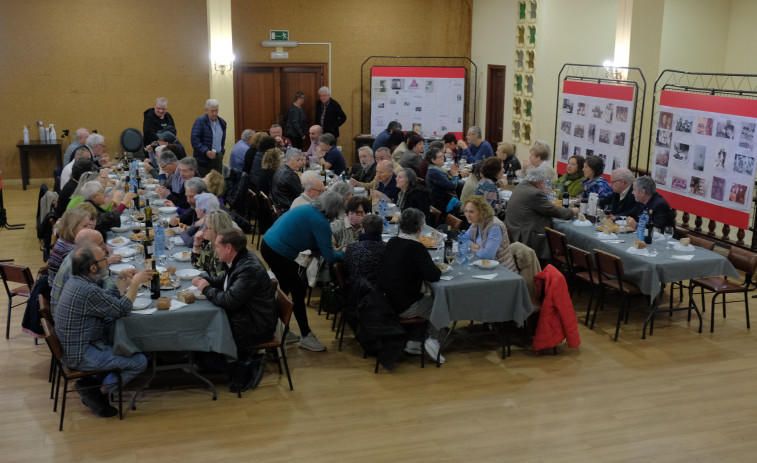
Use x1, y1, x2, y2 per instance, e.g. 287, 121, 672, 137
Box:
546, 179, 553, 200
378, 199, 388, 229
154, 225, 165, 257
457, 234, 470, 264
37, 121, 45, 142
22, 126, 29, 144
49, 124, 56, 142
637, 212, 649, 241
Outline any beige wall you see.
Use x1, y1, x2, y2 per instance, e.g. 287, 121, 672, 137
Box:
725, 0, 757, 74
0, 0, 210, 182
659, 0, 731, 73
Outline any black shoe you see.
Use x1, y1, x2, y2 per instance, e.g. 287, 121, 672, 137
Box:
246, 355, 267, 391
228, 361, 252, 393
75, 381, 117, 417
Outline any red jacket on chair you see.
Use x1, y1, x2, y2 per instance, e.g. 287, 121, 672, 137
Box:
532, 265, 581, 351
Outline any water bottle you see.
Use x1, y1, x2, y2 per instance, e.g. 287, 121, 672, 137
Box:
457, 234, 470, 264
154, 225, 165, 257
546, 179, 553, 200
22, 126, 29, 144
637, 212, 649, 241
378, 199, 388, 228
49, 124, 56, 142
37, 121, 45, 142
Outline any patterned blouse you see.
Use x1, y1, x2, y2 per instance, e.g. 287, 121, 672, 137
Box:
581, 176, 613, 199
192, 241, 225, 278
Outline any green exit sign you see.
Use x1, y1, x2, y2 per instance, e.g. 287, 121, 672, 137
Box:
270, 30, 289, 41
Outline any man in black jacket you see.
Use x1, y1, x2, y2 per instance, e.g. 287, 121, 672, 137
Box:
143, 97, 176, 147
193, 228, 277, 392
601, 167, 637, 218
625, 175, 676, 230
350, 146, 377, 183
316, 86, 346, 141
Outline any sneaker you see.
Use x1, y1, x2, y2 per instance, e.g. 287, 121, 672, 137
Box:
285, 330, 301, 344
404, 340, 422, 355
424, 339, 446, 364
298, 332, 326, 352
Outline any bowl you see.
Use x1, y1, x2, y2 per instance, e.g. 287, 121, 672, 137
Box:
176, 268, 202, 280
159, 206, 177, 214
107, 237, 128, 248
110, 263, 136, 273
472, 259, 498, 269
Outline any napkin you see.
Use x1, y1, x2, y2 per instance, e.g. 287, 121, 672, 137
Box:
626, 246, 650, 256
439, 275, 454, 281
671, 255, 694, 261
596, 232, 618, 240
132, 308, 158, 315
472, 274, 497, 280
573, 220, 592, 227
168, 300, 188, 311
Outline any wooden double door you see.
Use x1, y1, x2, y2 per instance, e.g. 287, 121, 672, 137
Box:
233, 63, 327, 143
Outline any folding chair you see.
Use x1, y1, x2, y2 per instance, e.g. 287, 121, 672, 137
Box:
1, 263, 34, 339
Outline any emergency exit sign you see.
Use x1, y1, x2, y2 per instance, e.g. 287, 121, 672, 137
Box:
270, 30, 289, 41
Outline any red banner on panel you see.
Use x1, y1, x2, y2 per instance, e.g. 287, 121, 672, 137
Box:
371, 67, 466, 79
563, 80, 635, 102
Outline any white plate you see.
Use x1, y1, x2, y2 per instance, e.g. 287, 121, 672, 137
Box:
472, 259, 498, 269
159, 206, 177, 214
145, 183, 157, 190
173, 251, 192, 262
110, 263, 136, 273
673, 243, 695, 252
107, 237, 128, 247
111, 225, 129, 233
436, 263, 451, 274
354, 187, 366, 193
175, 268, 202, 280
113, 247, 136, 257
132, 298, 152, 310
573, 220, 593, 227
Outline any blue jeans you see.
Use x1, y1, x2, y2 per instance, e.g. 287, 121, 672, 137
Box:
74, 345, 147, 394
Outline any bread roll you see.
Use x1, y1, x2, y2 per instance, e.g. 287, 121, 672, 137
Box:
680, 237, 691, 247
156, 297, 171, 310
578, 213, 587, 222
177, 290, 196, 304
633, 239, 647, 249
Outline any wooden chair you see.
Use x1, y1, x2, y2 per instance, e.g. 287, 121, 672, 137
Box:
238, 279, 294, 396
429, 206, 442, 228
247, 190, 260, 249
668, 235, 716, 311
566, 245, 600, 327
444, 214, 462, 231
260, 192, 282, 219
255, 192, 277, 248
690, 246, 757, 333
544, 227, 571, 275
41, 318, 123, 431
0, 263, 34, 339
593, 249, 643, 341
38, 295, 57, 397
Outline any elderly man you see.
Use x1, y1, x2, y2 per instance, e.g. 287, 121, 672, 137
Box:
315, 86, 346, 140
191, 98, 227, 176
316, 133, 347, 176
192, 228, 278, 392
54, 245, 152, 417
505, 168, 577, 261
271, 148, 306, 212
460, 126, 493, 163
143, 97, 176, 147
600, 167, 637, 218
370, 160, 400, 203
350, 147, 398, 190
160, 157, 198, 210
624, 176, 676, 231
168, 177, 208, 226
351, 146, 377, 183
144, 129, 183, 169
303, 125, 323, 165
63, 128, 90, 164
230, 129, 254, 171
269, 124, 292, 151
372, 121, 402, 152
291, 171, 325, 209
60, 146, 94, 193
86, 133, 110, 168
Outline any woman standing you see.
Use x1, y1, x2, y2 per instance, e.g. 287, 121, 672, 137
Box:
475, 157, 506, 216
580, 155, 613, 199
425, 147, 459, 212
555, 154, 585, 199
285, 91, 307, 149
460, 195, 517, 272
396, 168, 431, 223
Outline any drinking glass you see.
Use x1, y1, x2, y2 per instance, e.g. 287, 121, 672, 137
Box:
134, 252, 144, 270
165, 238, 175, 254
445, 246, 456, 266
158, 254, 168, 268
663, 226, 674, 250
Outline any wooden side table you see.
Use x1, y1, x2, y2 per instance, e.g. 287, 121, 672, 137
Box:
16, 140, 62, 190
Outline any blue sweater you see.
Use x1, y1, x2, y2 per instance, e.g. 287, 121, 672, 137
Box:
263, 205, 345, 263
463, 140, 494, 163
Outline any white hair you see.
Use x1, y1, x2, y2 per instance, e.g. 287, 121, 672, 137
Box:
524, 167, 549, 184
155, 97, 168, 106
241, 129, 255, 141
301, 170, 322, 191
284, 148, 304, 163
358, 146, 374, 158
318, 86, 330, 95
205, 98, 219, 109
74, 128, 89, 143
80, 180, 104, 200
85, 133, 105, 149
468, 126, 482, 138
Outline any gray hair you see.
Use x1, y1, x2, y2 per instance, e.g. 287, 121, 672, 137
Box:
357, 146, 374, 158
73, 145, 92, 159
85, 133, 105, 150
301, 170, 322, 191
362, 214, 383, 235
283, 148, 304, 163
330, 181, 353, 198
72, 171, 100, 197
270, 123, 282, 130
426, 140, 444, 153
612, 167, 634, 184
375, 146, 391, 158
72, 245, 98, 277
399, 208, 426, 234
634, 176, 656, 196
158, 150, 179, 166
205, 98, 219, 109
400, 168, 419, 190
468, 126, 482, 139
184, 177, 208, 195
241, 129, 255, 142
178, 157, 198, 171
80, 180, 104, 200
524, 167, 549, 184
532, 140, 552, 159
311, 189, 343, 221
155, 97, 168, 106
318, 86, 331, 95
194, 192, 221, 214
319, 133, 336, 147
74, 128, 89, 143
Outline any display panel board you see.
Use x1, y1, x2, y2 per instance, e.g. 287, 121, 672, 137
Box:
652, 90, 757, 229
557, 81, 635, 178
370, 66, 465, 139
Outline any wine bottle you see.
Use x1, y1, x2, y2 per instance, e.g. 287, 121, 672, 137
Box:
144, 231, 154, 261
644, 210, 654, 244
144, 199, 153, 228
561, 184, 569, 207
150, 259, 161, 300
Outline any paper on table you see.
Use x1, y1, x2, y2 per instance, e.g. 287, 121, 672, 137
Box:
168, 300, 189, 311
472, 274, 497, 280
439, 275, 454, 281
671, 255, 694, 261
132, 308, 158, 315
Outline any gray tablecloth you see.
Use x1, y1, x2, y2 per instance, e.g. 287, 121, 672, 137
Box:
552, 219, 739, 301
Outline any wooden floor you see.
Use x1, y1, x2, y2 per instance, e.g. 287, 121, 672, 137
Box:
3, 182, 757, 462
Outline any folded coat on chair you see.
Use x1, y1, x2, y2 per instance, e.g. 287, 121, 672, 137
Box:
532, 264, 581, 351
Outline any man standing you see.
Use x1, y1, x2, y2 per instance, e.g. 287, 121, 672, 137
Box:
269, 124, 292, 151
370, 160, 400, 203
271, 149, 306, 212
303, 125, 324, 165
460, 126, 494, 163
54, 245, 152, 417
291, 171, 325, 209
315, 86, 346, 141
600, 167, 637, 218
624, 176, 676, 231
191, 98, 227, 176
143, 97, 176, 147
351, 146, 377, 184
63, 128, 90, 165
372, 121, 402, 152
193, 229, 278, 392
230, 129, 255, 171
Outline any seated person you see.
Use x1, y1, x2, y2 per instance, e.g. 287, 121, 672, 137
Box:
425, 147, 460, 213
290, 171, 325, 209
460, 126, 494, 163
192, 209, 237, 278
344, 214, 386, 285
555, 154, 585, 200
519, 140, 558, 185
317, 133, 347, 176
57, 154, 96, 217
379, 208, 444, 363
624, 176, 676, 231
269, 123, 292, 151
460, 196, 517, 272
442, 132, 465, 161
505, 168, 578, 261
332, 196, 372, 248
193, 229, 279, 392
203, 169, 225, 198
180, 192, 221, 247
54, 245, 152, 417
399, 133, 425, 176
460, 161, 482, 202
169, 177, 208, 227
370, 160, 400, 203
351, 146, 376, 184
48, 207, 96, 283
396, 168, 431, 224
259, 148, 283, 196
350, 147, 399, 190
246, 135, 276, 187
496, 142, 522, 175
600, 167, 636, 218
271, 148, 306, 212
159, 157, 199, 210
151, 150, 181, 190
60, 145, 94, 188
475, 157, 506, 216
76, 180, 131, 240
580, 155, 613, 199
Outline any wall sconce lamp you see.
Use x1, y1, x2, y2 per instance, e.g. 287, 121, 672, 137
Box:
602, 60, 624, 80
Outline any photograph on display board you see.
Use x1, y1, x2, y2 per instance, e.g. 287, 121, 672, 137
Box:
655, 149, 670, 167
740, 122, 755, 149
604, 103, 614, 123
671, 175, 687, 191
574, 147, 582, 156
689, 176, 707, 196
577, 102, 586, 116
391, 79, 404, 90
561, 121, 572, 134
591, 104, 603, 118
672, 142, 689, 161
374, 80, 387, 97
573, 124, 584, 138
613, 131, 626, 146
733, 152, 755, 176
659, 111, 673, 130
598, 129, 610, 144
695, 116, 714, 136
715, 146, 728, 170
729, 183, 748, 205
563, 98, 574, 114
561, 141, 570, 160
424, 80, 434, 93
587, 124, 596, 143
654, 167, 668, 186
716, 120, 736, 139
656, 129, 672, 148
612, 157, 622, 170
675, 115, 693, 133
616, 105, 629, 123
711, 176, 726, 201
692, 145, 706, 171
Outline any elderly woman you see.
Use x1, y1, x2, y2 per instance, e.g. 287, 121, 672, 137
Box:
180, 192, 221, 246
475, 157, 506, 216
555, 154, 585, 199
580, 155, 613, 199
261, 190, 345, 352
396, 168, 431, 223
259, 148, 282, 196
192, 209, 236, 278
460, 161, 482, 202
460, 196, 516, 272
496, 142, 522, 175
48, 207, 95, 283
343, 214, 386, 284
76, 180, 134, 238
379, 208, 444, 363
331, 196, 372, 248
521, 140, 557, 185
425, 147, 460, 213
203, 169, 225, 198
